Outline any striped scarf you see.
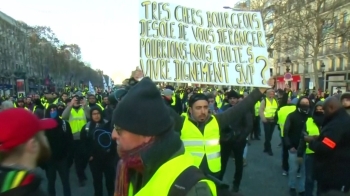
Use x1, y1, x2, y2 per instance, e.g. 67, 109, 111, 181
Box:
114, 139, 155, 196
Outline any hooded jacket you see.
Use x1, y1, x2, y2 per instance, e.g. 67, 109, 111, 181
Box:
283, 96, 311, 149
297, 101, 324, 157
0, 166, 46, 196
80, 107, 116, 160
44, 104, 73, 161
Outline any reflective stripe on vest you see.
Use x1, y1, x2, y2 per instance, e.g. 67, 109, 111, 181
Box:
69, 108, 86, 135
264, 98, 278, 118
180, 116, 221, 173
254, 101, 260, 116
277, 105, 296, 137
305, 118, 320, 154
128, 153, 217, 196
171, 94, 176, 106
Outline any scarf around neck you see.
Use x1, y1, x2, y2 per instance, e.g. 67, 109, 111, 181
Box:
114, 139, 155, 196
114, 131, 183, 196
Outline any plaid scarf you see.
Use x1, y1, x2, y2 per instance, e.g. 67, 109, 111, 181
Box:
114, 139, 155, 196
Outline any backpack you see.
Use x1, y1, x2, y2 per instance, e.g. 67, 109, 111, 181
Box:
85, 120, 112, 152
169, 166, 233, 196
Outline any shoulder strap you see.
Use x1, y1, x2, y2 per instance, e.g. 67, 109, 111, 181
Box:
168, 166, 207, 196
62, 120, 67, 132
85, 122, 90, 130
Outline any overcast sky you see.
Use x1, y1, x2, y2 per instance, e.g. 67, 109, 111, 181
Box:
0, 0, 237, 83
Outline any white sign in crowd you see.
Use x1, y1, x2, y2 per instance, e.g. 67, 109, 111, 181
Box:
139, 0, 270, 87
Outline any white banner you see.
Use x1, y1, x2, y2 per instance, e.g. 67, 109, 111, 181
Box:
139, 1, 270, 87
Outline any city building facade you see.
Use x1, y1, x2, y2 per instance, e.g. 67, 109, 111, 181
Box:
272, 0, 350, 93
0, 11, 32, 96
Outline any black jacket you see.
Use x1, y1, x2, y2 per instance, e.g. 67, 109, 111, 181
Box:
0, 166, 46, 196
309, 109, 350, 187
80, 120, 116, 160
283, 97, 310, 149
297, 101, 324, 157
44, 105, 73, 161
221, 103, 253, 142
45, 118, 73, 161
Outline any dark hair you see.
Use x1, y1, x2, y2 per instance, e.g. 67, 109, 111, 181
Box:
188, 93, 208, 107
227, 90, 239, 99
206, 93, 215, 99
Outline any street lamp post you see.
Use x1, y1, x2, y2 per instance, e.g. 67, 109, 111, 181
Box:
320, 62, 326, 91
285, 57, 292, 73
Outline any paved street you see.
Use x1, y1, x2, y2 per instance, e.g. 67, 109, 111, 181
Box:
222, 126, 290, 196
36, 126, 290, 196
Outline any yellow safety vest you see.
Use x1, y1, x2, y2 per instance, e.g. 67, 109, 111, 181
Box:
180, 117, 221, 173
180, 93, 184, 100
277, 105, 296, 137
88, 103, 104, 110
32, 105, 37, 114
215, 95, 223, 109
128, 153, 217, 196
171, 94, 176, 106
69, 108, 87, 134
264, 98, 278, 118
305, 118, 320, 154
320, 98, 325, 101
45, 98, 59, 109
254, 101, 261, 116
239, 90, 244, 95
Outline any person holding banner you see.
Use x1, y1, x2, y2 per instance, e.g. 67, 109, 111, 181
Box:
169, 78, 274, 192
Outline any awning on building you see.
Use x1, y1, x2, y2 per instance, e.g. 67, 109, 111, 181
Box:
277, 75, 301, 82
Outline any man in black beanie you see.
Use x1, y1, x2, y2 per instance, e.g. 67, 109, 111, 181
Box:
111, 77, 217, 196
166, 78, 274, 193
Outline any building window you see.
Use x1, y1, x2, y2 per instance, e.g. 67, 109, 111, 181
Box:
344, 12, 348, 26
340, 57, 344, 70
305, 62, 309, 73
332, 58, 336, 71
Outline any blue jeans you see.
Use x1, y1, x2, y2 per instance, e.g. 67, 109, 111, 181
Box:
305, 154, 315, 196
288, 151, 305, 192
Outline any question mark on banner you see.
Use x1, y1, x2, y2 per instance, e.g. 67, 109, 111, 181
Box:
257, 56, 269, 85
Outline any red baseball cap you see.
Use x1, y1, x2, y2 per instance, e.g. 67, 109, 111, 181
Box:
0, 108, 57, 151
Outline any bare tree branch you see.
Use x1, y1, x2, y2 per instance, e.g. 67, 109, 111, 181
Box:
272, 0, 350, 90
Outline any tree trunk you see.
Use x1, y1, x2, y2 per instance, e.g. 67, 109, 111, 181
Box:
312, 54, 319, 90
302, 59, 306, 92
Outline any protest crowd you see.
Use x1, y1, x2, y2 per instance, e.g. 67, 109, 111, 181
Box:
0, 67, 349, 196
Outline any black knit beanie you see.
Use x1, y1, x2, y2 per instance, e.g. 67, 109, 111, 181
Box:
113, 77, 173, 136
